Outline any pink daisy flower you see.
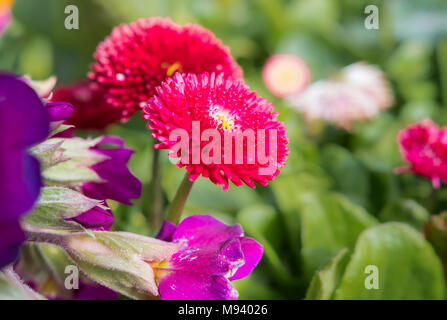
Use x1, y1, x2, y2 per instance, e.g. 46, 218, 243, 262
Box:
262, 54, 311, 98
143, 72, 289, 191
89, 17, 242, 121
397, 119, 447, 189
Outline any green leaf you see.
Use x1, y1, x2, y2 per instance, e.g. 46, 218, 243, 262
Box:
305, 248, 349, 300
334, 223, 445, 300
379, 198, 430, 230
234, 275, 283, 300
237, 205, 291, 283
237, 204, 282, 249
423, 212, 447, 275
271, 168, 330, 213
300, 193, 377, 279
24, 187, 102, 231
320, 144, 370, 207
62, 231, 180, 299
270, 169, 330, 266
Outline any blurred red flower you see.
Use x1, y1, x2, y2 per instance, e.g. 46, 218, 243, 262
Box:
52, 81, 122, 130
89, 17, 242, 121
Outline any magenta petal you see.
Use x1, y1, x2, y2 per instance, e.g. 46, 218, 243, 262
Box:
158, 273, 238, 300
156, 220, 177, 241
168, 237, 244, 276
229, 237, 263, 281
69, 205, 114, 231
171, 215, 244, 247
82, 136, 142, 205
156, 215, 264, 300
47, 101, 74, 122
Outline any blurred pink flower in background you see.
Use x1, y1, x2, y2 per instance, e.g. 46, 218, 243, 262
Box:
52, 81, 123, 131
262, 54, 310, 98
288, 62, 393, 130
0, 0, 13, 36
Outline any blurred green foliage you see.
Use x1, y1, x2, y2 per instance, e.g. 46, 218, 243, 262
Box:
2, 0, 447, 299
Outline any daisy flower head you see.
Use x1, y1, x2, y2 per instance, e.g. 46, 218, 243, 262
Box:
89, 17, 242, 121
262, 54, 311, 98
397, 119, 447, 189
143, 72, 289, 191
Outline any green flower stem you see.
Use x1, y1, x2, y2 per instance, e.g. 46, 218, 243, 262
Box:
166, 172, 194, 225
150, 147, 163, 231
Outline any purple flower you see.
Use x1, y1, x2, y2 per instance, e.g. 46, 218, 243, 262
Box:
155, 215, 263, 300
0, 74, 49, 267
47, 101, 74, 123
82, 136, 142, 205
74, 281, 119, 300
69, 205, 114, 231
46, 101, 74, 137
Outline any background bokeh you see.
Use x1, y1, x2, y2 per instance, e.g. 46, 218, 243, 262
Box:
2, 0, 447, 299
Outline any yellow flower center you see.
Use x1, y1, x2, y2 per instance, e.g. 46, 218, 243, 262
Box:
147, 259, 170, 282
209, 107, 236, 131
161, 62, 182, 77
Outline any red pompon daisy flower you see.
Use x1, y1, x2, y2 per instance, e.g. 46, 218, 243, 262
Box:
143, 72, 289, 191
397, 119, 447, 189
52, 81, 122, 130
89, 17, 242, 121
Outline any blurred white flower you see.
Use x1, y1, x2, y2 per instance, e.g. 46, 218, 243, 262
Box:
288, 62, 393, 130
342, 62, 394, 111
